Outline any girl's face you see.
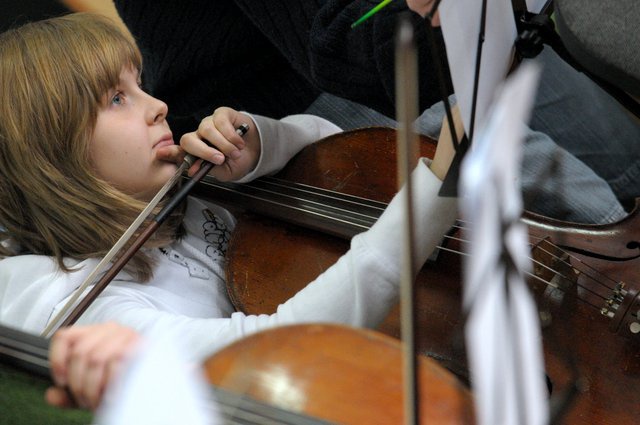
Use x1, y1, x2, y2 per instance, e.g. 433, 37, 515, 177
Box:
89, 67, 177, 201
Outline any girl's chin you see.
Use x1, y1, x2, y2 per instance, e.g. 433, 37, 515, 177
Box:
137, 166, 181, 201
158, 164, 180, 185
157, 161, 180, 178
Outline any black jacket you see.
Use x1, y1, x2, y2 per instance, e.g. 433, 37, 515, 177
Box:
114, 0, 451, 136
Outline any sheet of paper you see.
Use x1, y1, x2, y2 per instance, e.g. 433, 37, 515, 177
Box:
439, 0, 517, 140
96, 331, 219, 425
459, 63, 549, 425
527, 0, 548, 13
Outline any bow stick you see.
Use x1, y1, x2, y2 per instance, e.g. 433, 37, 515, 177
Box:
42, 124, 249, 336
41, 159, 190, 337
395, 15, 420, 425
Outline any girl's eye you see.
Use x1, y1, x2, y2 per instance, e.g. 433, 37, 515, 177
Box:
111, 92, 124, 106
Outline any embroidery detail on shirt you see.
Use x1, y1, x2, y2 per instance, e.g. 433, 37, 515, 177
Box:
202, 208, 231, 260
159, 247, 209, 279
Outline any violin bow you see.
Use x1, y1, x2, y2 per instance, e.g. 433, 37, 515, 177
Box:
42, 124, 249, 336
395, 15, 420, 425
41, 158, 192, 337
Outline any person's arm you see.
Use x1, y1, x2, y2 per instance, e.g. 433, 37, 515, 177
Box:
46, 323, 140, 410
178, 106, 342, 182
73, 110, 458, 365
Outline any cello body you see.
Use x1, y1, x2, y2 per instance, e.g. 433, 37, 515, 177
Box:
0, 322, 474, 424
193, 128, 640, 425
203, 323, 475, 424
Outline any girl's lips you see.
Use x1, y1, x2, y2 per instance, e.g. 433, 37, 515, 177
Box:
153, 137, 175, 149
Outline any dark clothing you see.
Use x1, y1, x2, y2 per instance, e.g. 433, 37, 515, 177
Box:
310, 0, 452, 118
114, 0, 451, 137
114, 0, 321, 137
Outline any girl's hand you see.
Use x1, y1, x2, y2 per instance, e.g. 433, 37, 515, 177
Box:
45, 323, 140, 410
180, 107, 261, 182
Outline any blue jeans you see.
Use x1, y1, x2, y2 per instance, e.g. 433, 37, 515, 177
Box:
529, 48, 640, 206
304, 47, 636, 224
304, 92, 397, 130
417, 100, 627, 224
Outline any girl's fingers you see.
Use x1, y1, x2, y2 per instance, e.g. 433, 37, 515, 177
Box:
60, 323, 134, 409
49, 326, 95, 387
198, 116, 243, 157
210, 109, 246, 149
180, 132, 225, 165
44, 386, 75, 408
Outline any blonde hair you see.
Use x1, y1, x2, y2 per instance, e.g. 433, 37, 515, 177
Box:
0, 13, 184, 281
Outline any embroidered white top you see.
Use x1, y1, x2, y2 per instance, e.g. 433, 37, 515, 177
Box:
0, 113, 457, 361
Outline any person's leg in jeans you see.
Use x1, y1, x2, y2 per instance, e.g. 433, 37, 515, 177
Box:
418, 100, 627, 224
529, 48, 640, 208
304, 64, 631, 225
304, 92, 396, 130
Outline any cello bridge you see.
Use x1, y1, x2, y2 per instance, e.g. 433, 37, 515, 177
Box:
531, 237, 580, 301
601, 282, 627, 319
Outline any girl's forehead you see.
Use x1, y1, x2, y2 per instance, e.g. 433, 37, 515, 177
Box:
103, 64, 141, 89
122, 64, 142, 81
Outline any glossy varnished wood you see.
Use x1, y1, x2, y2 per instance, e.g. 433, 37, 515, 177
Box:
204, 324, 475, 425
221, 128, 640, 424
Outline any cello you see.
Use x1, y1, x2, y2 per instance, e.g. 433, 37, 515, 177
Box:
191, 127, 640, 424
0, 322, 474, 424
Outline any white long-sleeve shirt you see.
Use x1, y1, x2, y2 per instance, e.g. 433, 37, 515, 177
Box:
0, 114, 457, 362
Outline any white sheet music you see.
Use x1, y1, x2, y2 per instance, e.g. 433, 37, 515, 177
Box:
96, 331, 219, 425
439, 0, 516, 140
527, 0, 548, 13
459, 63, 549, 425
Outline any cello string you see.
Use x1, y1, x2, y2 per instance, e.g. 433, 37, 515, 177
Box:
434, 241, 607, 311
258, 174, 624, 300
421, 227, 614, 304
447, 221, 620, 291
215, 176, 621, 314
229, 175, 621, 297
240, 175, 618, 298
261, 175, 624, 302
448, 220, 622, 294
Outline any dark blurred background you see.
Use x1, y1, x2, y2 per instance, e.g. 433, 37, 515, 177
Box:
1, 0, 124, 33
2, 0, 69, 33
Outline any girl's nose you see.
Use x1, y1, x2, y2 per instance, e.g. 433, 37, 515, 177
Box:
148, 94, 168, 124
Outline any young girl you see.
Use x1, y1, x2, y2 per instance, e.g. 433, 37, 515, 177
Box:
0, 12, 456, 378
